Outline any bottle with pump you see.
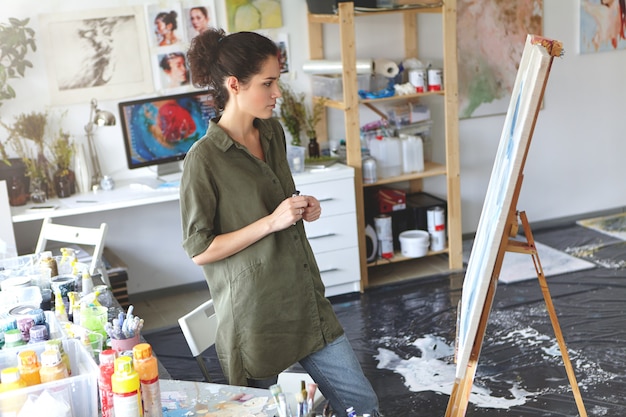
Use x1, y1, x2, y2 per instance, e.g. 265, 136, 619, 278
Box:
133, 343, 163, 417
17, 350, 41, 386
112, 355, 143, 417
99, 349, 117, 417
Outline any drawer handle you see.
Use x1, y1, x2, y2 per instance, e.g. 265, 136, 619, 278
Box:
319, 267, 339, 273
318, 197, 334, 202
308, 233, 336, 240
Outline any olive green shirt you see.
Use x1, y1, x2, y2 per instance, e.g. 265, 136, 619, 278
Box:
179, 118, 344, 385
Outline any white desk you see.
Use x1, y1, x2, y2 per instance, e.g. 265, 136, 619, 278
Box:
10, 165, 360, 296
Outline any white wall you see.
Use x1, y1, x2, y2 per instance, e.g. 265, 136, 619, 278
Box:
3, 1, 626, 291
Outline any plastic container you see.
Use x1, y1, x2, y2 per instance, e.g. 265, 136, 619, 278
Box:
112, 355, 143, 417
133, 343, 163, 417
401, 135, 424, 174
398, 230, 430, 258
311, 73, 371, 101
0, 338, 99, 416
368, 136, 402, 179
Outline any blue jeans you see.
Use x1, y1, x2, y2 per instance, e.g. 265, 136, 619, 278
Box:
248, 334, 381, 416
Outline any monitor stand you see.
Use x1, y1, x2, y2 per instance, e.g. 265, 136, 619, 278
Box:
156, 161, 183, 183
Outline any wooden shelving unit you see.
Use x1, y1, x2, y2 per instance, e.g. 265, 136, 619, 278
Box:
306, 1, 462, 291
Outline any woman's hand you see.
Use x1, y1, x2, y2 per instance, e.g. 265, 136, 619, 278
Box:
269, 195, 309, 231
302, 195, 321, 222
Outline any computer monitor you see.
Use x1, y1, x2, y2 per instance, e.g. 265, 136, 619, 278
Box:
118, 90, 218, 181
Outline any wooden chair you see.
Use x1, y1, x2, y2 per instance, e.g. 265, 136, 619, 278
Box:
178, 299, 324, 406
35, 217, 110, 286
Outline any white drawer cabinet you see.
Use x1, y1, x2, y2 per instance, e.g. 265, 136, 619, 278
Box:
294, 165, 360, 296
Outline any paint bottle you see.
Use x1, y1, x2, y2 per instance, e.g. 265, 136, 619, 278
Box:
39, 251, 59, 279
132, 343, 162, 417
39, 349, 70, 383
81, 270, 94, 296
45, 339, 71, 376
0, 367, 28, 414
17, 350, 41, 386
112, 355, 143, 417
99, 349, 117, 417
3, 329, 26, 349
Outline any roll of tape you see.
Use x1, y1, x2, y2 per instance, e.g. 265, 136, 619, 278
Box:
373, 59, 399, 78
302, 59, 373, 75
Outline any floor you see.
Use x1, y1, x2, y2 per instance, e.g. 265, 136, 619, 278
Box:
136, 214, 626, 416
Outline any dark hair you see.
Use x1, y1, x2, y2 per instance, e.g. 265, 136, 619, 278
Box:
155, 11, 178, 30
190, 7, 208, 18
186, 28, 278, 111
159, 52, 185, 71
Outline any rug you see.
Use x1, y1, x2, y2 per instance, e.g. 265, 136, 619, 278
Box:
577, 212, 626, 241
463, 239, 596, 284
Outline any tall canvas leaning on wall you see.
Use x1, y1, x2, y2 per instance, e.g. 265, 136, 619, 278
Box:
40, 6, 153, 105
455, 34, 563, 381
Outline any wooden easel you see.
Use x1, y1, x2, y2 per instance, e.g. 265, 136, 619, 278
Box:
445, 177, 588, 417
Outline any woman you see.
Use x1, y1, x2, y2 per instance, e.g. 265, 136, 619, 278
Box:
154, 10, 180, 46
189, 6, 210, 36
181, 28, 382, 417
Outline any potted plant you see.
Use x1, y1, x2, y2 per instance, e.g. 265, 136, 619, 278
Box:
303, 97, 327, 158
277, 80, 306, 146
50, 129, 75, 198
0, 17, 36, 204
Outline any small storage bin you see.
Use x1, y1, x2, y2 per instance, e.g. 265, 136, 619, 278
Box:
311, 74, 371, 101
0, 338, 99, 416
399, 230, 430, 258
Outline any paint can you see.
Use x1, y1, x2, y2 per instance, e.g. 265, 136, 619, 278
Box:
427, 206, 446, 251
408, 68, 427, 93
427, 68, 443, 91
374, 214, 394, 259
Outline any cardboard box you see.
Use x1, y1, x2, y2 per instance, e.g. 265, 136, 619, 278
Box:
377, 188, 406, 213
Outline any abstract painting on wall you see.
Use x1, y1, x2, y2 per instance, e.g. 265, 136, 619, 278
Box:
457, 1, 543, 119
579, 0, 626, 53
225, 0, 283, 32
40, 7, 153, 105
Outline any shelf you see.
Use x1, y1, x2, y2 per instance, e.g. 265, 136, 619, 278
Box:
363, 162, 447, 187
307, 1, 461, 291
307, 5, 443, 24
367, 247, 448, 268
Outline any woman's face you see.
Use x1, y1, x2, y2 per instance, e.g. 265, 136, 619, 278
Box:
166, 55, 188, 85
236, 56, 281, 120
155, 18, 169, 35
190, 9, 209, 33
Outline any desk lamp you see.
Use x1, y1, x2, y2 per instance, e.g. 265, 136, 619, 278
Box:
84, 98, 116, 188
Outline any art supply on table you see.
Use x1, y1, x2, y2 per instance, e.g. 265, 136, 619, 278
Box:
4, 328, 26, 348
39, 251, 58, 279
80, 304, 108, 339
39, 349, 70, 383
99, 349, 117, 417
306, 383, 317, 413
18, 349, 41, 386
0, 367, 28, 413
106, 305, 144, 352
112, 355, 143, 417
270, 384, 288, 417
45, 339, 71, 375
132, 343, 163, 417
346, 406, 358, 417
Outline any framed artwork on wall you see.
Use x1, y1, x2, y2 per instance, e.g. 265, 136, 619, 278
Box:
225, 0, 283, 32
146, 3, 186, 48
579, 0, 626, 53
40, 6, 153, 105
457, 0, 543, 119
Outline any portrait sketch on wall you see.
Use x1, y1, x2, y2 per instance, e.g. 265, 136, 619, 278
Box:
146, 3, 186, 48
40, 7, 153, 105
579, 0, 626, 53
275, 33, 290, 74
225, 0, 283, 32
154, 50, 191, 92
457, 0, 543, 119
183, 1, 217, 41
